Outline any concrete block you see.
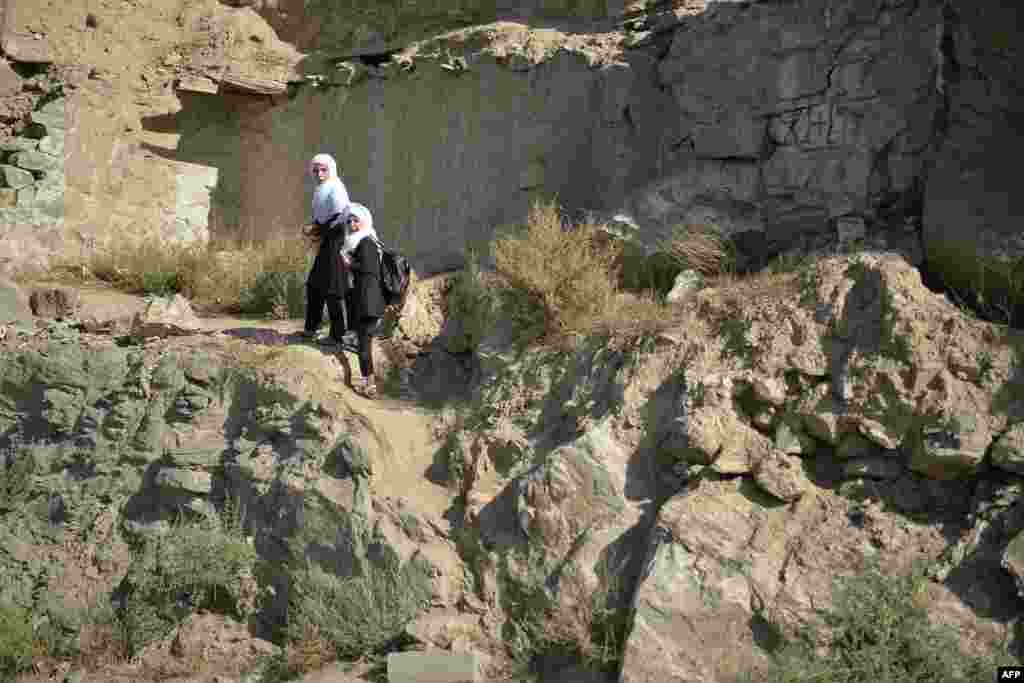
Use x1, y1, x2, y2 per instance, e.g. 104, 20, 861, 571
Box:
387, 650, 480, 683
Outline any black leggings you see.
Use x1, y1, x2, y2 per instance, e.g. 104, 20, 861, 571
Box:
356, 317, 379, 378
305, 286, 347, 340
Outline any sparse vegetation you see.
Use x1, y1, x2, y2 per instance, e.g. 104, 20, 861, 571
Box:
927, 240, 1024, 328
978, 351, 994, 384
286, 560, 432, 661
0, 601, 34, 676
119, 503, 257, 654
240, 270, 307, 319
504, 558, 629, 676
762, 563, 1013, 683
50, 237, 311, 313
444, 249, 498, 352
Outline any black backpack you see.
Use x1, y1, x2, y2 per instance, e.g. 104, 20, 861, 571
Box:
371, 237, 412, 307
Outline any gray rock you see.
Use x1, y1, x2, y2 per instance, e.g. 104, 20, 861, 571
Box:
387, 650, 482, 683
30, 107, 66, 134
666, 269, 703, 303
29, 287, 81, 320
752, 449, 808, 502
38, 133, 65, 158
1003, 529, 1024, 599
10, 150, 61, 174
909, 415, 992, 480
836, 215, 866, 245
992, 423, 1024, 476
0, 164, 35, 189
16, 186, 34, 206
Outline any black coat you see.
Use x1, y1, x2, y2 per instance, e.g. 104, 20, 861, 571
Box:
350, 236, 385, 320
306, 221, 349, 296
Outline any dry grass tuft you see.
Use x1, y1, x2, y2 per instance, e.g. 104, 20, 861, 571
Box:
661, 223, 734, 276
50, 236, 311, 313
284, 622, 335, 676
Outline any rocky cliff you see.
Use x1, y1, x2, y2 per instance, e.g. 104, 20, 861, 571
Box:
1, 250, 1023, 682
0, 0, 1020, 291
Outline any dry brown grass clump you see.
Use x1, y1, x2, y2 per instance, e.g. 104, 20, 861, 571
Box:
493, 200, 678, 337
51, 236, 311, 313
282, 622, 335, 677
661, 222, 734, 276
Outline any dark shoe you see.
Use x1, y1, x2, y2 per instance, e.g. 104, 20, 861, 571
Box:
355, 377, 378, 398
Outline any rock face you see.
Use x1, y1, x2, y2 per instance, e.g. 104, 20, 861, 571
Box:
1, 251, 1023, 680
922, 0, 1024, 292
0, 0, 1018, 285
0, 334, 461, 669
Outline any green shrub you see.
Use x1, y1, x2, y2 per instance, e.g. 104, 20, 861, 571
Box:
141, 269, 186, 297
764, 564, 1013, 683
120, 506, 256, 653
240, 270, 308, 319
444, 250, 498, 352
0, 601, 34, 675
618, 245, 682, 298
503, 556, 628, 675
287, 560, 432, 659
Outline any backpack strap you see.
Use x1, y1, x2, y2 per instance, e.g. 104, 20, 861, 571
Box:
370, 236, 385, 263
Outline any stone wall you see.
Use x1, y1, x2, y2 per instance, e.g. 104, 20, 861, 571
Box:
0, 95, 66, 216
0, 0, 1019, 288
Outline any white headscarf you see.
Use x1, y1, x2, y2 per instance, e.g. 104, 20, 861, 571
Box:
310, 153, 350, 225
342, 202, 379, 255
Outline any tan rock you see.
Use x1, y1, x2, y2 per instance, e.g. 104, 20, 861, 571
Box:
28, 286, 81, 320
752, 450, 809, 502
131, 293, 201, 338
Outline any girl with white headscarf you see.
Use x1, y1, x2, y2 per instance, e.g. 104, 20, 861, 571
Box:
301, 153, 352, 344
342, 202, 385, 398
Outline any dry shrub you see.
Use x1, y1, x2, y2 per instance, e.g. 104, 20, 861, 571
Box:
662, 223, 734, 276
493, 200, 621, 333
54, 235, 311, 313
284, 622, 334, 676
